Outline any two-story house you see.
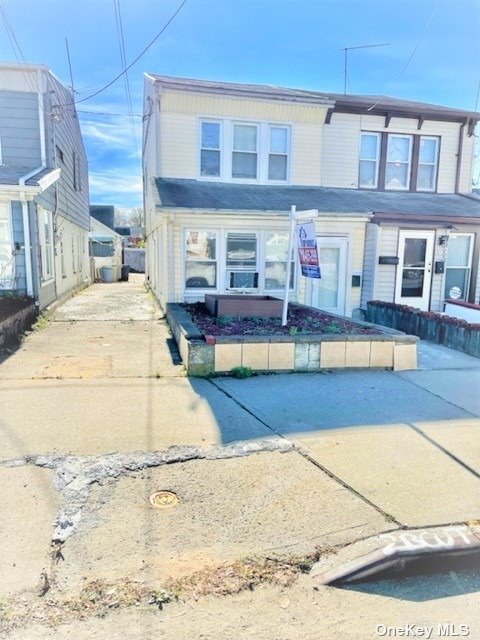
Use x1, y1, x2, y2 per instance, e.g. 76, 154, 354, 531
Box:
0, 62, 90, 309
143, 74, 480, 317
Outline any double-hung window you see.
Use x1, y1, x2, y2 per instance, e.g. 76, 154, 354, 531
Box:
185, 230, 217, 289
445, 233, 474, 301
264, 232, 295, 290
200, 121, 221, 177
385, 134, 412, 190
417, 136, 439, 191
359, 133, 380, 188
268, 126, 289, 181
38, 207, 54, 282
232, 124, 258, 179
0, 203, 13, 286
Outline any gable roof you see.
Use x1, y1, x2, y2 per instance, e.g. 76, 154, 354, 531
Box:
155, 178, 480, 221
146, 74, 480, 122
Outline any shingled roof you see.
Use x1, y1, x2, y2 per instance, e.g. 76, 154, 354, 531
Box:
155, 178, 480, 220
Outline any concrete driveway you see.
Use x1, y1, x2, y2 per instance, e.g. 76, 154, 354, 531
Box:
1, 277, 479, 637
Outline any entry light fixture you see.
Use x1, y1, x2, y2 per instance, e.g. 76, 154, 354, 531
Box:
439, 235, 449, 246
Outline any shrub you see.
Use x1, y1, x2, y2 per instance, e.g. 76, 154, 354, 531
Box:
230, 366, 254, 379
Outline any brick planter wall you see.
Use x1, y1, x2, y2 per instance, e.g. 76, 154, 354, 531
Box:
366, 301, 480, 359
166, 303, 418, 376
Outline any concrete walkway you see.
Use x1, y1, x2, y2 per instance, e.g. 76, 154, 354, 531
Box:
0, 278, 479, 637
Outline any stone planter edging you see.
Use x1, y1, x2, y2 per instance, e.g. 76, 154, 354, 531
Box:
366, 301, 480, 359
167, 304, 418, 376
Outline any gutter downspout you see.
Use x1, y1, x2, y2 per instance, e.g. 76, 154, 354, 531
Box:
18, 69, 47, 299
454, 121, 465, 194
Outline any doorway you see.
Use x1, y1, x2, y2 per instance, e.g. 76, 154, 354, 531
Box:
395, 230, 434, 311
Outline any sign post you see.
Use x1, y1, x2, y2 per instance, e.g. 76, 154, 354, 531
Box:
281, 207, 319, 326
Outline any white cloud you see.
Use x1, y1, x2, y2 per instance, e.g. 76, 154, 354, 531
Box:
89, 168, 142, 206
80, 116, 141, 156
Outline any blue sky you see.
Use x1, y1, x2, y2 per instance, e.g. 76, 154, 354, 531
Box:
1, 0, 479, 209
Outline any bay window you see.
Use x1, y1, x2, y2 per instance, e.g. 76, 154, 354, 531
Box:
185, 230, 217, 289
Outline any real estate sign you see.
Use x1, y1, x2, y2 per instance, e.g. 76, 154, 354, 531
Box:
296, 221, 321, 279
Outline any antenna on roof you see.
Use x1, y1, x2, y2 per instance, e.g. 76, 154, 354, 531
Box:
65, 37, 76, 95
341, 43, 390, 94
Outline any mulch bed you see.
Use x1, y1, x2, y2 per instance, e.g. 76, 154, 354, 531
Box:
183, 302, 380, 337
0, 295, 33, 323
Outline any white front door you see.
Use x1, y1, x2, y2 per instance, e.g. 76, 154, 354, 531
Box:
395, 230, 434, 311
309, 237, 348, 315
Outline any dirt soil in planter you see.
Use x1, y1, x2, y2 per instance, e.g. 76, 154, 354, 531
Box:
183, 303, 380, 337
0, 295, 33, 323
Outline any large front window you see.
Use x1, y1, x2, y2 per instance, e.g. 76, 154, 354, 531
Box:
226, 232, 257, 269
185, 230, 217, 289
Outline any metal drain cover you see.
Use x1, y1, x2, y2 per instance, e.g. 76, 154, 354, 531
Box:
149, 491, 179, 509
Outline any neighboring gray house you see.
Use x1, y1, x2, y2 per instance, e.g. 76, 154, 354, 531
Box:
0, 62, 89, 309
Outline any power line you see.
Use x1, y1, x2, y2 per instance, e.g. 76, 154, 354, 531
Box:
74, 0, 188, 105
77, 109, 142, 117
367, 2, 440, 111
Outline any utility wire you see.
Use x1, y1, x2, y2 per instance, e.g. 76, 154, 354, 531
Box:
74, 0, 188, 105
113, 0, 140, 162
367, 2, 440, 111
77, 109, 142, 117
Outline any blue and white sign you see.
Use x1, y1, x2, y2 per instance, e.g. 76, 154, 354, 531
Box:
296, 221, 321, 279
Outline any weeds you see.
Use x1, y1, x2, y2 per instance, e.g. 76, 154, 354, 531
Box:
231, 365, 254, 379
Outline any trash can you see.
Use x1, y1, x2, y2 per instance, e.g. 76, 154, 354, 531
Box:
121, 265, 130, 282
100, 266, 116, 283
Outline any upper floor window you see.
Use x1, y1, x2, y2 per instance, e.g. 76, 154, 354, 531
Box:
359, 133, 380, 188
200, 121, 221, 177
268, 126, 289, 181
385, 135, 412, 190
417, 136, 439, 191
199, 119, 290, 183
359, 132, 440, 192
232, 124, 258, 179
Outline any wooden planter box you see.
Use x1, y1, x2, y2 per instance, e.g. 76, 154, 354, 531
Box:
204, 294, 283, 318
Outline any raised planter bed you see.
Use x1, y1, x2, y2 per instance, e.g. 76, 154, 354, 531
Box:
205, 294, 283, 319
166, 302, 418, 377
0, 296, 37, 350
366, 301, 480, 359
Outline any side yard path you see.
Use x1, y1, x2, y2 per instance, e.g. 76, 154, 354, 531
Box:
1, 277, 480, 638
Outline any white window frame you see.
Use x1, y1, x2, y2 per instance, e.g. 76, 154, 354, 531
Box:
385, 134, 413, 191
38, 207, 54, 284
263, 230, 296, 292
444, 232, 474, 301
184, 228, 219, 291
417, 136, 440, 192
198, 118, 291, 184
231, 122, 259, 182
359, 132, 381, 189
198, 119, 222, 179
267, 125, 290, 183
0, 202, 14, 287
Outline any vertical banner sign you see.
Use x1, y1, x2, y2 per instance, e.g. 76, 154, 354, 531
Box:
296, 221, 321, 279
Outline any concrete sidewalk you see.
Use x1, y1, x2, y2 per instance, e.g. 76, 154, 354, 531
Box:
1, 278, 479, 636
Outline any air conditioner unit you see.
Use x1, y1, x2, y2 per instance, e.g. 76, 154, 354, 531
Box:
227, 270, 259, 290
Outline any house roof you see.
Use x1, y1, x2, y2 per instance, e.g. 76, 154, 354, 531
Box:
90, 205, 115, 230
0, 166, 57, 186
147, 75, 480, 122
155, 178, 480, 220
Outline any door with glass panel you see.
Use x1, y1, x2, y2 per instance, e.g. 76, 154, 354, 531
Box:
444, 233, 474, 301
395, 230, 434, 310
310, 237, 348, 315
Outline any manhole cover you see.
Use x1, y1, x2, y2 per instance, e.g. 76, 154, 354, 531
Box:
149, 491, 179, 509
